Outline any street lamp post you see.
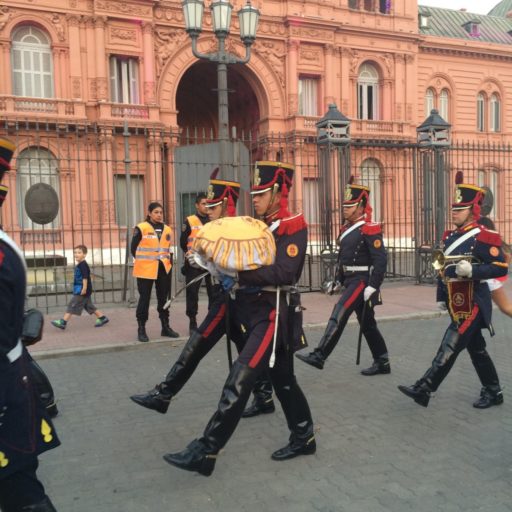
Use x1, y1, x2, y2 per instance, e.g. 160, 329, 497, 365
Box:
182, 0, 260, 180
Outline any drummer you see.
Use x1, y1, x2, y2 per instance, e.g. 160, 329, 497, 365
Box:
130, 176, 276, 419
163, 161, 316, 476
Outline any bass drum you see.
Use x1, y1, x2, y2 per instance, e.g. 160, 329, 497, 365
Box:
192, 216, 276, 274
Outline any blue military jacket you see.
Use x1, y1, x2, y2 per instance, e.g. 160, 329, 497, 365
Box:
335, 217, 387, 290
0, 233, 60, 479
437, 222, 508, 331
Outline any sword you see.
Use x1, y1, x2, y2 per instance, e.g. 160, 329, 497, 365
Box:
163, 271, 209, 310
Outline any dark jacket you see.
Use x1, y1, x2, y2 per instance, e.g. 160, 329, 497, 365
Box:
0, 234, 60, 479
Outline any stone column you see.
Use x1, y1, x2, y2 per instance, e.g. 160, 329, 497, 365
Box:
286, 40, 299, 116
142, 22, 156, 105
0, 41, 11, 95
94, 16, 108, 101
67, 15, 82, 99
324, 44, 335, 108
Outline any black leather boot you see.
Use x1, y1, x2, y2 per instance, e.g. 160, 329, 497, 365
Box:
130, 383, 172, 414
242, 374, 275, 418
473, 386, 504, 409
271, 426, 316, 461
295, 302, 349, 370
361, 355, 391, 376
163, 438, 217, 476
161, 318, 180, 338
295, 349, 325, 369
271, 373, 316, 461
398, 381, 431, 407
131, 331, 207, 413
22, 496, 57, 511
137, 321, 149, 343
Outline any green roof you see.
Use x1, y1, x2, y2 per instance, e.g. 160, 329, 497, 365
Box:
488, 0, 512, 17
418, 5, 512, 45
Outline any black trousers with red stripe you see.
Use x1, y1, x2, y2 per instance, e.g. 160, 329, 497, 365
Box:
314, 278, 388, 361
158, 289, 273, 402
419, 307, 500, 392
198, 292, 314, 454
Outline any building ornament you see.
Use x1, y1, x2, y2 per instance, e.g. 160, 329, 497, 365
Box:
253, 40, 286, 87
299, 46, 322, 65
0, 7, 11, 34
111, 27, 137, 41
154, 28, 187, 78
96, 1, 152, 16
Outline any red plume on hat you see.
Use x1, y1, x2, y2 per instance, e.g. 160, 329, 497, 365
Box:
455, 171, 463, 184
276, 167, 292, 218
210, 167, 220, 179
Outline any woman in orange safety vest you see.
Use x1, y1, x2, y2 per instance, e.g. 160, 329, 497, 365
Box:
131, 202, 180, 342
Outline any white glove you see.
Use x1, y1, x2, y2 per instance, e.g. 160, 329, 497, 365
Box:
455, 259, 472, 278
363, 286, 377, 302
186, 252, 201, 269
437, 301, 447, 311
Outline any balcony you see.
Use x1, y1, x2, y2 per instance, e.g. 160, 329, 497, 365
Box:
352, 119, 411, 139
97, 102, 160, 124
0, 95, 87, 122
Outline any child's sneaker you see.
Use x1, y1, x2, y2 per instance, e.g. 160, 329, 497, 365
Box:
95, 316, 109, 327
51, 319, 67, 330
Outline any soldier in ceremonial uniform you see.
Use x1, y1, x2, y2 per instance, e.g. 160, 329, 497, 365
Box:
130, 178, 275, 416
0, 138, 60, 511
162, 161, 315, 476
398, 173, 508, 408
179, 192, 213, 334
296, 177, 390, 375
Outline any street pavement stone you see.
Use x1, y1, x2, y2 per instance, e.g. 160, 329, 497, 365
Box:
34, 312, 512, 512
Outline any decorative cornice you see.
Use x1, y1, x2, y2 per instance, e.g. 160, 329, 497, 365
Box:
420, 44, 512, 63
96, 1, 152, 17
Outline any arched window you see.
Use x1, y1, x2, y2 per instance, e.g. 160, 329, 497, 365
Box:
11, 26, 54, 98
425, 88, 435, 118
490, 93, 501, 132
359, 158, 381, 222
439, 89, 449, 121
477, 93, 485, 132
16, 147, 60, 230
357, 63, 379, 121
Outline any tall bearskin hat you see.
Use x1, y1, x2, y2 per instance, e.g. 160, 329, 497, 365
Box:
452, 171, 485, 218
206, 168, 240, 217
0, 138, 16, 207
342, 176, 372, 221
250, 161, 294, 217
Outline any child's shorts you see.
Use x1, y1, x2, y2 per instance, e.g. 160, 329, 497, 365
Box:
66, 295, 97, 316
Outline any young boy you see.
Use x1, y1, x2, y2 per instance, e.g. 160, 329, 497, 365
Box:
51, 245, 109, 329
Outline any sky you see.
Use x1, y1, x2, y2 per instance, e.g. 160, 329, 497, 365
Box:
418, 0, 501, 14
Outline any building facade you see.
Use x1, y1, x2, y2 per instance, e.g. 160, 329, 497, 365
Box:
1, 0, 511, 299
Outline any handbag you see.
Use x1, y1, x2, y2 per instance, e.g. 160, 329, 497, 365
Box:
22, 308, 45, 346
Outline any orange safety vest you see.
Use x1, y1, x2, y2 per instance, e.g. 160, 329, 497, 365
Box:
133, 222, 173, 279
186, 215, 204, 254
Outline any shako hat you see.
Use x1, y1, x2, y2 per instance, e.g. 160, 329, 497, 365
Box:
452, 171, 484, 217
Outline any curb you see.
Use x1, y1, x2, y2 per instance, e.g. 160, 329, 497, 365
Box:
33, 309, 445, 360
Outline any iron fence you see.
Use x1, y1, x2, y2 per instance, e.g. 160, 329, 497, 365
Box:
1, 118, 511, 310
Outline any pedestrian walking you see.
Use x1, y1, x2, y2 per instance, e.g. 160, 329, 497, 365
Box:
0, 137, 60, 512
180, 192, 213, 334
296, 176, 390, 375
50, 245, 109, 330
162, 161, 315, 476
398, 173, 508, 408
131, 202, 179, 342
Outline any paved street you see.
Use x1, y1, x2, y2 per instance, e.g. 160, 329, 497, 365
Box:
36, 314, 512, 512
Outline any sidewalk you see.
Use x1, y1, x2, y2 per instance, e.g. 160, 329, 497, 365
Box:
33, 279, 512, 358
